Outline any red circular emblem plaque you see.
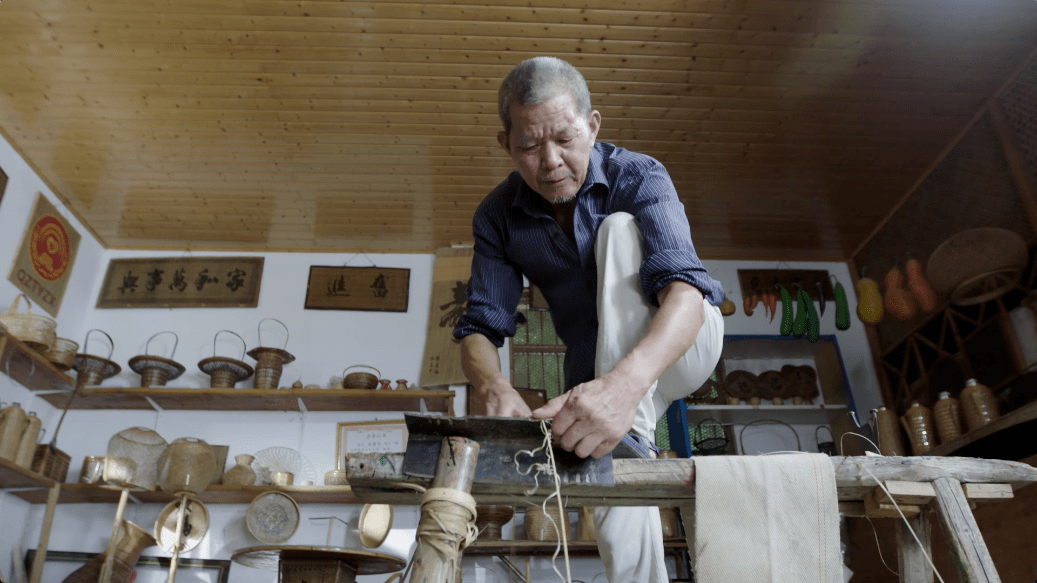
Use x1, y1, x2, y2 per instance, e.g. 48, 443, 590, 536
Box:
29, 215, 71, 281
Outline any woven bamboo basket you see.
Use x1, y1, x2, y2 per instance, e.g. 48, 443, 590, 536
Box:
246, 319, 295, 390
343, 365, 380, 390
0, 294, 56, 351
198, 330, 253, 388
32, 443, 71, 482
43, 337, 79, 371
128, 332, 185, 387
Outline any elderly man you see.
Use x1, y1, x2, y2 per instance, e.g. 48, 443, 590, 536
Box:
454, 56, 724, 582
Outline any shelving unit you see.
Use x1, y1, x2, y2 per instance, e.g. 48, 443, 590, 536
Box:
668, 334, 857, 457
0, 456, 55, 490
0, 330, 75, 394
925, 400, 1037, 460
34, 386, 455, 413
464, 538, 688, 557
11, 483, 362, 505
684, 404, 848, 426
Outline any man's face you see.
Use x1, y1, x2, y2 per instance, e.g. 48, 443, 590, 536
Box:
498, 92, 600, 205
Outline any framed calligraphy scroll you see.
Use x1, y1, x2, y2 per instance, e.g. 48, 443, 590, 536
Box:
418, 246, 473, 387
304, 266, 410, 312
7, 194, 82, 316
95, 256, 263, 308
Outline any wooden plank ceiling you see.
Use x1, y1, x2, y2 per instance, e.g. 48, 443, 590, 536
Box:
1, 0, 1036, 259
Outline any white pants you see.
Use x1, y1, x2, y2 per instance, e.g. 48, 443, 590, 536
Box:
592, 212, 724, 583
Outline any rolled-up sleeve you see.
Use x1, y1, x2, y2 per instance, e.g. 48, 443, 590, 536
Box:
616, 157, 725, 307
452, 198, 524, 347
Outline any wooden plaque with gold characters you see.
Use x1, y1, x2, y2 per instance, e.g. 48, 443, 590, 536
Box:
7, 194, 82, 316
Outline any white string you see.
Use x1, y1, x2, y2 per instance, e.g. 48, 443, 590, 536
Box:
832, 431, 946, 583
864, 515, 900, 576
514, 419, 573, 583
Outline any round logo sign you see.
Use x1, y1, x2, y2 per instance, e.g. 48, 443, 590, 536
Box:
29, 215, 71, 281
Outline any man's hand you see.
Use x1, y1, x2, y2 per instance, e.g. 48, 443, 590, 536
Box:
531, 368, 644, 459
473, 378, 533, 417
461, 333, 532, 418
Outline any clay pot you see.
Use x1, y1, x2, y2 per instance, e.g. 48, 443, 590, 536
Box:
222, 454, 257, 486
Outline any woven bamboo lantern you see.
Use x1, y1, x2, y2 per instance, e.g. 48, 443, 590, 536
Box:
246, 319, 295, 390
198, 331, 254, 388
128, 331, 186, 388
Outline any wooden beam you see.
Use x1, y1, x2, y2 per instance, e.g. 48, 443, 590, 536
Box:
344, 454, 1037, 507
897, 509, 934, 583
932, 477, 1001, 583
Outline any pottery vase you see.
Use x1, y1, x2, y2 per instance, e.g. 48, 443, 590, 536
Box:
222, 454, 258, 486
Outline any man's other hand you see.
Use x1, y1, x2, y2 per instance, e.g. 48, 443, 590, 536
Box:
530, 371, 641, 459
473, 380, 534, 418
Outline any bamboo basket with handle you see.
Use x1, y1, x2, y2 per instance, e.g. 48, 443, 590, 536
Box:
0, 294, 56, 351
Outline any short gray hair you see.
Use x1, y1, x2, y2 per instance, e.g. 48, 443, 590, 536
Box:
498, 57, 592, 134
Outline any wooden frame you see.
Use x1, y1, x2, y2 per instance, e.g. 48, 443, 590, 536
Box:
24, 550, 231, 583
336, 419, 408, 470
96, 256, 263, 308
304, 265, 410, 312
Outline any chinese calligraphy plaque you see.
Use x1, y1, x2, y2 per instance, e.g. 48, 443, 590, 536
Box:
96, 256, 264, 308
304, 266, 410, 312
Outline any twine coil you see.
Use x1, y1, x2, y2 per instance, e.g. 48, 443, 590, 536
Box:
404, 486, 478, 581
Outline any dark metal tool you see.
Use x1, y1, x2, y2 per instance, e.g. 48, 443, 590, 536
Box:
403, 414, 637, 486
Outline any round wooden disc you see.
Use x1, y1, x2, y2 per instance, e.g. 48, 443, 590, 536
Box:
231, 545, 406, 575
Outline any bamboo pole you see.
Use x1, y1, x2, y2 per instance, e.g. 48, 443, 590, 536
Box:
167, 494, 189, 583
407, 436, 479, 583
28, 483, 60, 583
99, 488, 130, 583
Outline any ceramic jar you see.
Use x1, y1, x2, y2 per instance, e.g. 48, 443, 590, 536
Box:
874, 407, 906, 457
900, 402, 936, 455
933, 391, 963, 443
222, 454, 258, 486
960, 378, 1000, 432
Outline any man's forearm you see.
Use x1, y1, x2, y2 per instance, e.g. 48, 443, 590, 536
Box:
460, 333, 507, 389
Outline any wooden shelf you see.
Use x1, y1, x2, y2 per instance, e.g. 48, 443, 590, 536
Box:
464, 538, 688, 557
36, 387, 454, 413
686, 403, 848, 425
0, 331, 75, 394
926, 400, 1037, 459
0, 456, 55, 490
11, 483, 362, 504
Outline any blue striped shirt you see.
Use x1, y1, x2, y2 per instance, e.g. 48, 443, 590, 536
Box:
454, 142, 724, 391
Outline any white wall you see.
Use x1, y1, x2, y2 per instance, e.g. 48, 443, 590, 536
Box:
1, 130, 884, 582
